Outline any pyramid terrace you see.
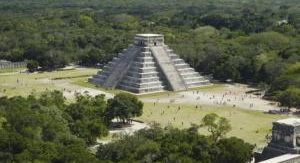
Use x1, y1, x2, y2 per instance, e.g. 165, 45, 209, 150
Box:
89, 33, 209, 94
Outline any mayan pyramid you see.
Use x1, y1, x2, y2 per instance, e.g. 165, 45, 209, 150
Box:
89, 34, 209, 94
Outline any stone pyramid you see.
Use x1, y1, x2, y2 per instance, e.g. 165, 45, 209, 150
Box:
89, 34, 209, 94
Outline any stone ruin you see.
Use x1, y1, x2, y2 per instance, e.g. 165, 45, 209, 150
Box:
89, 34, 209, 94
256, 118, 300, 162
0, 60, 26, 69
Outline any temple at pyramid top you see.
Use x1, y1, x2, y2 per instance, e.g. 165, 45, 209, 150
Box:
134, 34, 164, 46
89, 33, 209, 94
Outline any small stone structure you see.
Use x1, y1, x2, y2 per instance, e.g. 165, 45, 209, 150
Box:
0, 60, 26, 69
257, 118, 300, 162
89, 34, 209, 94
258, 154, 300, 163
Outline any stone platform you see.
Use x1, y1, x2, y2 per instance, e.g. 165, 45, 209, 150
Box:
256, 118, 300, 162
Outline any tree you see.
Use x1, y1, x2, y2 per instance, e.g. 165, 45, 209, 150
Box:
65, 93, 108, 144
216, 137, 254, 163
96, 124, 254, 163
135, 140, 160, 162
276, 87, 300, 110
0, 91, 103, 162
26, 60, 39, 72
79, 47, 105, 66
38, 90, 65, 109
0, 130, 25, 162
200, 113, 232, 141
106, 93, 143, 124
268, 62, 300, 96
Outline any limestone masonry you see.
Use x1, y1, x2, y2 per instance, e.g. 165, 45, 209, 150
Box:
256, 118, 300, 162
89, 34, 209, 94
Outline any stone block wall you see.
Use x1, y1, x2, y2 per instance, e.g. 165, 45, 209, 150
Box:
0, 61, 26, 69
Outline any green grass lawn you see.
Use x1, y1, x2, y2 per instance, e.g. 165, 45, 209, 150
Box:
136, 83, 226, 98
0, 68, 99, 97
71, 77, 122, 94
136, 102, 287, 147
0, 67, 25, 73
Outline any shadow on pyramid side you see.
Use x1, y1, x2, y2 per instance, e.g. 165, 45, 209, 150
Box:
89, 34, 210, 94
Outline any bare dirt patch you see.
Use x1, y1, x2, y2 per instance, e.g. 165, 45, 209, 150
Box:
140, 83, 280, 112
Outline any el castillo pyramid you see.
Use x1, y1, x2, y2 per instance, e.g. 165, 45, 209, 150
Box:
89, 34, 209, 94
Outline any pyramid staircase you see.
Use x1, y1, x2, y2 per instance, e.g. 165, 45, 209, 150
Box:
89, 34, 209, 94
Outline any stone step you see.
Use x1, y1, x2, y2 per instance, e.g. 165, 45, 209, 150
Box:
112, 57, 121, 62
138, 68, 158, 73
103, 46, 140, 88
172, 59, 185, 65
116, 53, 125, 58
120, 80, 163, 88
168, 53, 177, 56
101, 66, 113, 72
186, 81, 209, 88
100, 70, 111, 76
106, 61, 118, 67
97, 71, 103, 75
89, 78, 105, 85
135, 58, 154, 63
124, 76, 161, 83
183, 76, 205, 80
180, 72, 200, 77
166, 49, 174, 53
139, 52, 152, 58
128, 66, 157, 72
150, 46, 187, 91
126, 71, 160, 78
119, 84, 164, 93
175, 63, 190, 69
178, 68, 195, 73
131, 66, 158, 73
141, 47, 151, 52
132, 61, 156, 68
183, 77, 206, 83
170, 56, 179, 60
93, 74, 107, 79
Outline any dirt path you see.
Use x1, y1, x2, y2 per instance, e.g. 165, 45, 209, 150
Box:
41, 78, 114, 99
89, 121, 149, 152
96, 121, 149, 144
141, 84, 280, 112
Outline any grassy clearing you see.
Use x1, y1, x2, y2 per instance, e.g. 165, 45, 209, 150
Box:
0, 68, 98, 97
71, 77, 121, 94
136, 102, 287, 146
0, 67, 25, 73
